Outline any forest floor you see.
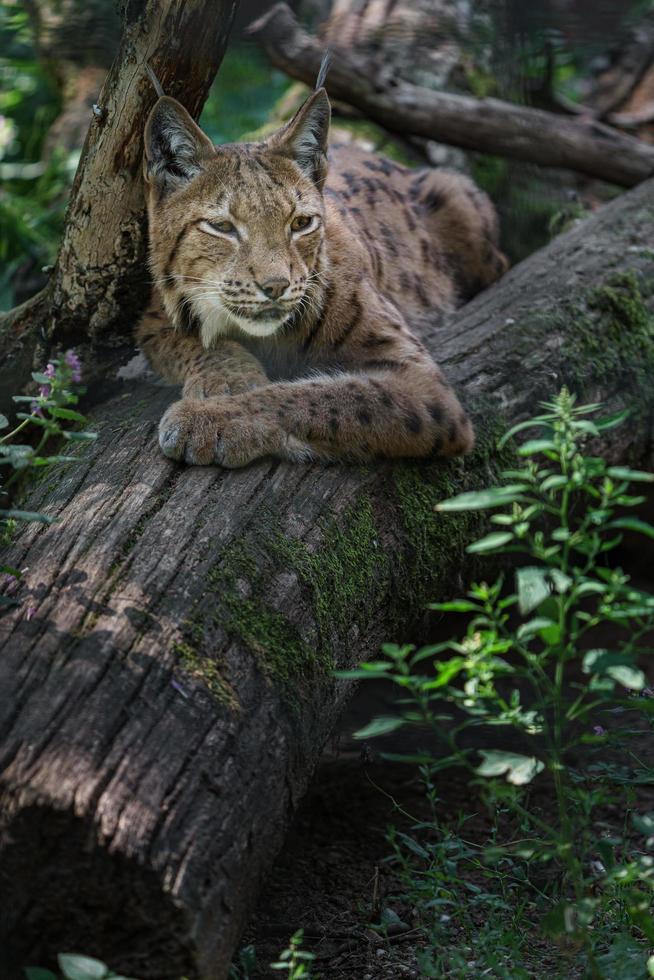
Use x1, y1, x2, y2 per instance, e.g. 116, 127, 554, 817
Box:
243, 535, 654, 980
243, 680, 654, 979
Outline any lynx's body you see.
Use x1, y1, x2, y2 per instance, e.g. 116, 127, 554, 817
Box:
137, 86, 506, 467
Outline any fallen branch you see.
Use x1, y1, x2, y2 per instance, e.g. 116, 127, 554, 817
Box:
1, 177, 654, 979
248, 3, 654, 188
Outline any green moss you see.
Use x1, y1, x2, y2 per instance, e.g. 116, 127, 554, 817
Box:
270, 495, 390, 649
203, 544, 323, 690
173, 635, 238, 709
391, 405, 515, 615
562, 269, 654, 393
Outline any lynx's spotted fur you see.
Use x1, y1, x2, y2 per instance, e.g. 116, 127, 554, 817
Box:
137, 86, 507, 468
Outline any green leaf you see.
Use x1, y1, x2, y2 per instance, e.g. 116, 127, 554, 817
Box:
58, 955, 109, 980
353, 716, 405, 739
582, 650, 646, 690
435, 486, 528, 512
609, 665, 646, 690
497, 416, 550, 448
424, 658, 465, 689
571, 419, 600, 436
24, 970, 58, 980
428, 600, 479, 613
607, 466, 654, 483
476, 749, 544, 785
595, 408, 630, 431
516, 617, 558, 641
63, 431, 97, 442
540, 474, 568, 492
549, 569, 572, 593
607, 517, 654, 539
0, 509, 55, 524
517, 439, 557, 456
50, 407, 87, 422
466, 531, 514, 554
516, 566, 550, 614
0, 413, 8, 430
31, 371, 54, 385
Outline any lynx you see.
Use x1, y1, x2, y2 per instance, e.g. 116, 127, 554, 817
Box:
136, 80, 506, 468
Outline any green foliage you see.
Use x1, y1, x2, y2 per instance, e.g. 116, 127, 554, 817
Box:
1, 350, 96, 605
229, 933, 315, 980
200, 42, 291, 146
344, 389, 654, 977
0, 2, 71, 309
270, 930, 315, 979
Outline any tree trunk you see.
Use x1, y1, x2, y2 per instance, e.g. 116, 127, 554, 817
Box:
248, 3, 654, 188
0, 0, 238, 413
1, 177, 654, 980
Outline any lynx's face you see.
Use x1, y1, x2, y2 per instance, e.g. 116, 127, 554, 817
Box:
144, 92, 330, 345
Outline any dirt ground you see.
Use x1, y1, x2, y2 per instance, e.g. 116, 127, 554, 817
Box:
243, 681, 441, 979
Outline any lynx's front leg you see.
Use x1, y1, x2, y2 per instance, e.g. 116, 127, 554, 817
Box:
157, 288, 473, 466
137, 297, 268, 398
159, 357, 472, 467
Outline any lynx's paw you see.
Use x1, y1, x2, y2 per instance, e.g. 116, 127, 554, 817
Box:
158, 398, 286, 468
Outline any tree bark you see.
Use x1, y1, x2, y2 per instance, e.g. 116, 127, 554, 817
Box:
1, 177, 654, 980
248, 3, 654, 189
0, 0, 238, 412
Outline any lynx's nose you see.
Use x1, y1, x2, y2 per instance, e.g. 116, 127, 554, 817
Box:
259, 277, 290, 300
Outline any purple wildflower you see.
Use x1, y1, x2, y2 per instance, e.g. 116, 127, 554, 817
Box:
593, 725, 607, 737
64, 349, 82, 383
25, 605, 36, 621
44, 363, 56, 379
30, 401, 43, 416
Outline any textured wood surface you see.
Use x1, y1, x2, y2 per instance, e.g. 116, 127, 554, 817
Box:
1, 180, 654, 979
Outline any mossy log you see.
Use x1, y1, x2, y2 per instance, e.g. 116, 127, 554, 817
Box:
1, 182, 654, 980
249, 3, 654, 189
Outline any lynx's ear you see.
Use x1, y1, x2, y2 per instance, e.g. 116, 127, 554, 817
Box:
267, 88, 331, 188
144, 96, 214, 196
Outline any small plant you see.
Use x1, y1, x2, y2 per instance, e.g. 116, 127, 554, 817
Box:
270, 930, 315, 979
1, 349, 96, 602
342, 390, 654, 977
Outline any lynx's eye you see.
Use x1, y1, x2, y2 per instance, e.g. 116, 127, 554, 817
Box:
290, 214, 315, 233
211, 220, 236, 234
199, 219, 238, 238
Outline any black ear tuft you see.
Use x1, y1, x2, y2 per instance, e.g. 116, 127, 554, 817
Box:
144, 97, 214, 196
266, 89, 331, 189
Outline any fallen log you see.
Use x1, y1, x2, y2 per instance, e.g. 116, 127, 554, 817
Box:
1, 174, 653, 978
248, 3, 654, 189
